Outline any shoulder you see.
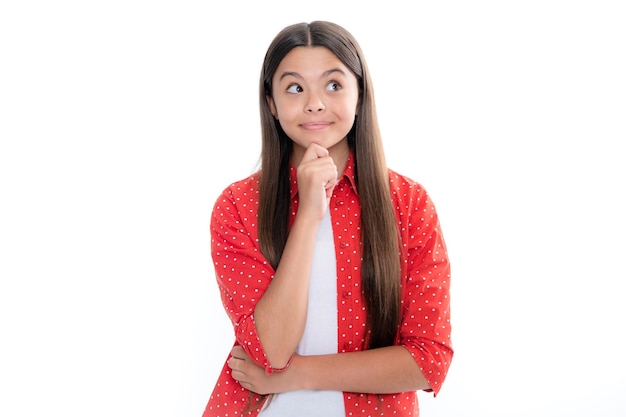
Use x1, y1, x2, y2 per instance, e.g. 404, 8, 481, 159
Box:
212, 171, 261, 215
215, 172, 260, 201
387, 169, 446, 247
387, 168, 429, 204
387, 167, 443, 227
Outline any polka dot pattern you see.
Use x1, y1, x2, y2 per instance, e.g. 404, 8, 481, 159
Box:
202, 156, 452, 417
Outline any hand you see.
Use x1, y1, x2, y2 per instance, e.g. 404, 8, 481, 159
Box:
296, 143, 337, 219
228, 345, 300, 395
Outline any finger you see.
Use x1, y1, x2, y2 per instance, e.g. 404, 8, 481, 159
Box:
325, 179, 336, 205
230, 369, 246, 384
230, 345, 245, 359
301, 142, 329, 162
228, 356, 240, 370
228, 357, 250, 387
324, 165, 338, 188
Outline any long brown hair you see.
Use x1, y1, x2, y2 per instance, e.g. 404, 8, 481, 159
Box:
258, 21, 401, 350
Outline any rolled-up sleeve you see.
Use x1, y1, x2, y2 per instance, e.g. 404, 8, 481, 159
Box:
395, 177, 453, 396
210, 179, 275, 373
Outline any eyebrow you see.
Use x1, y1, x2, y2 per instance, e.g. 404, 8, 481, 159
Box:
279, 68, 347, 81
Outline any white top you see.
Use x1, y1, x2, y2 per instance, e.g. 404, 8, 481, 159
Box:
259, 209, 345, 416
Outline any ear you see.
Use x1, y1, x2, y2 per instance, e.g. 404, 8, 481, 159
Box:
266, 95, 278, 119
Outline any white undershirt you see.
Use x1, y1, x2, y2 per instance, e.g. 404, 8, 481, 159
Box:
259, 209, 345, 416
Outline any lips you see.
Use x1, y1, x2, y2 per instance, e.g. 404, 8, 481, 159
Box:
300, 122, 332, 131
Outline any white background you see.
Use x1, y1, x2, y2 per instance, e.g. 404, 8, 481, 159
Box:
1, 1, 625, 416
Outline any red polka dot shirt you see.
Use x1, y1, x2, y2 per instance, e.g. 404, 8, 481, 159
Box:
203, 155, 453, 416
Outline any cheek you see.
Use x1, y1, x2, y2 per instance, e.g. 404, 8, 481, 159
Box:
343, 93, 360, 116
273, 99, 295, 120
277, 117, 297, 137
339, 101, 359, 119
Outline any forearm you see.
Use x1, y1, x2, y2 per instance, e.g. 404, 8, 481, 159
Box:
292, 346, 430, 394
254, 214, 319, 368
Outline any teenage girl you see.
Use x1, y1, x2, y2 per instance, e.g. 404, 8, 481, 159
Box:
203, 20, 453, 417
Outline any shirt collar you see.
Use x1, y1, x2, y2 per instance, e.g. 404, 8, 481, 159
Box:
289, 152, 358, 199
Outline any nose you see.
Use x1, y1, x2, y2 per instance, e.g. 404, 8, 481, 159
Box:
305, 93, 325, 113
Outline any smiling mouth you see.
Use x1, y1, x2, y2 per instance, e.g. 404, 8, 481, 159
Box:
300, 122, 332, 131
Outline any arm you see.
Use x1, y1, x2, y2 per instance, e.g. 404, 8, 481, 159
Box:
229, 345, 430, 395
213, 144, 339, 372
253, 143, 339, 369
251, 211, 320, 369
230, 176, 453, 395
296, 346, 430, 393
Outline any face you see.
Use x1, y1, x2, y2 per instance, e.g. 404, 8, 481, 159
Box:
267, 46, 360, 157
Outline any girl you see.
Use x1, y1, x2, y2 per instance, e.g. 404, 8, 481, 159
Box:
203, 21, 452, 416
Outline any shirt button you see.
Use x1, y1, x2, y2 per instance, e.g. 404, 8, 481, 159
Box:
343, 342, 350, 351
334, 200, 344, 206
340, 242, 349, 249
342, 291, 350, 298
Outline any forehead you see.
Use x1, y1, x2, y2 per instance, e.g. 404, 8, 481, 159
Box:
274, 46, 350, 79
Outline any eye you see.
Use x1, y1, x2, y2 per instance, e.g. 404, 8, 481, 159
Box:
286, 84, 303, 94
326, 81, 342, 91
